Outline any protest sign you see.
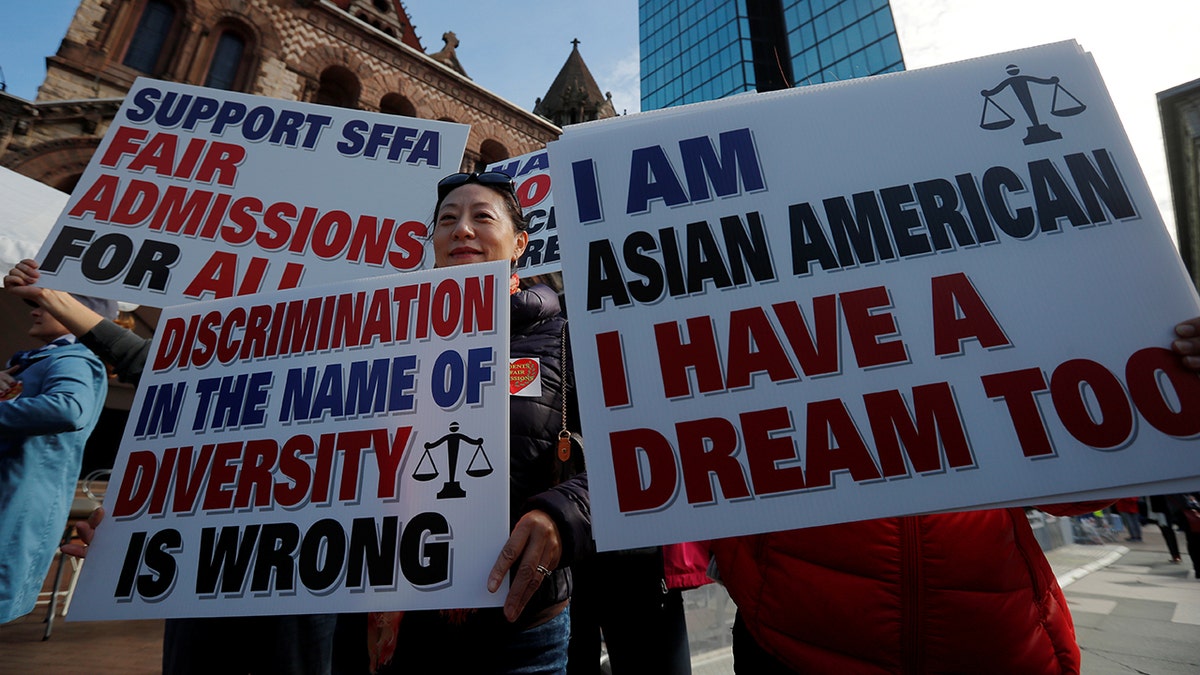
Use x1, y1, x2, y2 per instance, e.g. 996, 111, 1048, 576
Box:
35, 78, 467, 307
0, 167, 68, 272
68, 261, 512, 620
547, 41, 1200, 550
487, 149, 561, 275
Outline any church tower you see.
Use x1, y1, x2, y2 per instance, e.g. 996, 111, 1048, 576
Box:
534, 39, 616, 127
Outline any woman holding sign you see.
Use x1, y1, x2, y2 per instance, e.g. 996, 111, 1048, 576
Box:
349, 171, 590, 675
11, 171, 591, 675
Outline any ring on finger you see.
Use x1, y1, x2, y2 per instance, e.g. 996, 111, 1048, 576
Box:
535, 564, 553, 577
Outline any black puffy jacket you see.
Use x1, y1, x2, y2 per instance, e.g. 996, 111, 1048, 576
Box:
506, 283, 591, 618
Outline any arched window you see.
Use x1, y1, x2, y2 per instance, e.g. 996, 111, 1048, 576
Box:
380, 93, 416, 118
124, 0, 177, 74
476, 140, 509, 173
205, 30, 247, 90
314, 67, 361, 109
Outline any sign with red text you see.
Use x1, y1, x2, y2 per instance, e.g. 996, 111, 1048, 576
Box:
487, 149, 560, 276
548, 41, 1200, 550
35, 78, 467, 307
68, 261, 512, 620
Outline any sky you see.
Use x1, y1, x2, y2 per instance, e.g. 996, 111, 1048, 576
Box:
2, 1, 1199, 234
890, 0, 1200, 240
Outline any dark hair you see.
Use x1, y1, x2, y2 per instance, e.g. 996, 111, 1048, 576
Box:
432, 173, 529, 233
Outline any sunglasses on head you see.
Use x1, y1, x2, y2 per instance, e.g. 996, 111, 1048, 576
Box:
436, 171, 518, 204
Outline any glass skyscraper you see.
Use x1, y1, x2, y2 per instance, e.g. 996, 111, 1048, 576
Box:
640, 0, 905, 110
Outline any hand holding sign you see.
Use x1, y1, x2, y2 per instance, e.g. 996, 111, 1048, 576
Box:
1172, 317, 1200, 370
487, 509, 563, 622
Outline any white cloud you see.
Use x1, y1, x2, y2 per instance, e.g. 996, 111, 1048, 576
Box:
600, 47, 644, 115
891, 0, 1200, 240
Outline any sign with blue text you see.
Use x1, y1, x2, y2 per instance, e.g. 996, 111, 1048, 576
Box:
486, 149, 561, 276
547, 41, 1200, 550
68, 261, 512, 620
35, 78, 467, 307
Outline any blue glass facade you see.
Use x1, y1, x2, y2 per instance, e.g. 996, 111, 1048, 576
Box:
640, 0, 905, 110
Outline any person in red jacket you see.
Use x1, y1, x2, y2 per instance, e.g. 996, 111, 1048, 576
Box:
1114, 497, 1143, 542
710, 317, 1200, 675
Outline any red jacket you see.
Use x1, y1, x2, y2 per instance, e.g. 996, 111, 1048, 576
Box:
711, 505, 1106, 675
1114, 497, 1140, 514
663, 541, 712, 591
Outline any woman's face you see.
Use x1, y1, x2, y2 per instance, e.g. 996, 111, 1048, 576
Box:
433, 183, 528, 268
28, 306, 70, 344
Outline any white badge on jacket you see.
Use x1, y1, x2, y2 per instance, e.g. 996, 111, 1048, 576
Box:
510, 357, 542, 397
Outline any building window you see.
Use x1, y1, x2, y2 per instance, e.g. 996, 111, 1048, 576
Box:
124, 0, 176, 74
476, 140, 509, 172
380, 93, 416, 117
205, 31, 247, 91
314, 67, 361, 109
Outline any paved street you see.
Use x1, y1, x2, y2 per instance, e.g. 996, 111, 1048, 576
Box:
1068, 540, 1200, 674
2, 525, 1197, 674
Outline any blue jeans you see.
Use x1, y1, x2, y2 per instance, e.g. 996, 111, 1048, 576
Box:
500, 607, 571, 675
1118, 512, 1142, 540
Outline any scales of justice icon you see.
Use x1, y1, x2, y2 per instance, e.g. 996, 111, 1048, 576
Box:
979, 64, 1086, 145
413, 422, 493, 499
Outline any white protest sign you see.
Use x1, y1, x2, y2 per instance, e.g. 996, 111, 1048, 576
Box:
69, 261, 512, 620
35, 78, 467, 307
0, 166, 68, 273
487, 149, 561, 276
547, 41, 1200, 551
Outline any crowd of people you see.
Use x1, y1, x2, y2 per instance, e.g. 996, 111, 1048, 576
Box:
2, 168, 1200, 674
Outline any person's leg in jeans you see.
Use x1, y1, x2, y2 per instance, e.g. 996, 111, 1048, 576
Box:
1119, 512, 1142, 541
498, 607, 572, 675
